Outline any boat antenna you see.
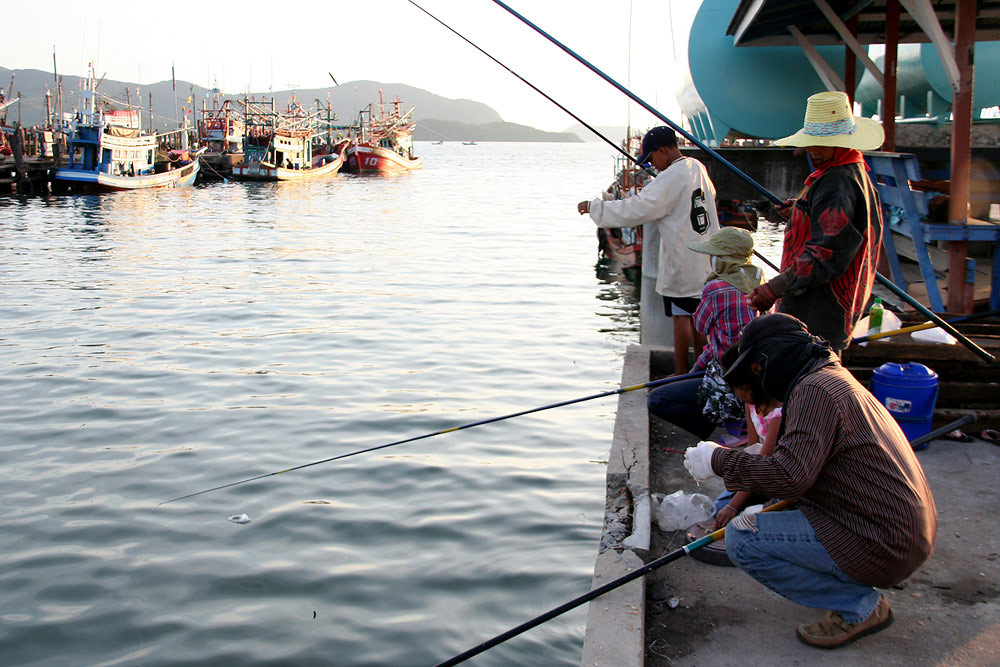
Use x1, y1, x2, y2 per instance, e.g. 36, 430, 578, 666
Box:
159, 371, 704, 505
404, 0, 655, 176
626, 0, 632, 137
485, 0, 995, 365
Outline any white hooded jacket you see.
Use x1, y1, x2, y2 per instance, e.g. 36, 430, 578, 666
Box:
589, 156, 720, 298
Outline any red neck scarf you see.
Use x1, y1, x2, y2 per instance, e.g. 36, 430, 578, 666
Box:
804, 147, 867, 186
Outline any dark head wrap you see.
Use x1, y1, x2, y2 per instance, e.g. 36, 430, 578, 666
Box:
723, 313, 836, 403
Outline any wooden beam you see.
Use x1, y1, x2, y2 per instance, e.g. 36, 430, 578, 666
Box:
884, 0, 899, 150
787, 24, 845, 91
813, 0, 884, 87
898, 0, 962, 92
947, 0, 976, 313
732, 0, 768, 46
845, 13, 859, 103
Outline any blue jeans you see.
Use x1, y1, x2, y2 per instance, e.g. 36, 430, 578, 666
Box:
647, 378, 716, 440
725, 509, 881, 623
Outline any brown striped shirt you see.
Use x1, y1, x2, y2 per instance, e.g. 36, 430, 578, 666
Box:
712, 361, 937, 587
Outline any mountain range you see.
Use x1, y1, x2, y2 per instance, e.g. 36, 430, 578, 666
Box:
0, 67, 581, 142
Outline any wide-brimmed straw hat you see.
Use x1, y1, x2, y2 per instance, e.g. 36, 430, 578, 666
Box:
774, 91, 884, 151
687, 227, 753, 259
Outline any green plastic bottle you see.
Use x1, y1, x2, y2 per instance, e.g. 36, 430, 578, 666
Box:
869, 297, 884, 331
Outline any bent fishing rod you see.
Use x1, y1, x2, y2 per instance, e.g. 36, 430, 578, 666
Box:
487, 0, 995, 365
405, 0, 655, 178
161, 370, 704, 505
435, 500, 799, 667
432, 414, 976, 666
851, 308, 1000, 345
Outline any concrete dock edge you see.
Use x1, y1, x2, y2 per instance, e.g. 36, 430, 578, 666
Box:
581, 344, 661, 666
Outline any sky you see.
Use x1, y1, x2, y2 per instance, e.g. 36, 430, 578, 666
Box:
11, 0, 698, 132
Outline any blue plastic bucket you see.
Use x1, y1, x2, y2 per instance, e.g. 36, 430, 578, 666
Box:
869, 363, 939, 447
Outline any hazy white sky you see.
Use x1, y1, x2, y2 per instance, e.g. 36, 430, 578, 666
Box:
12, 0, 696, 132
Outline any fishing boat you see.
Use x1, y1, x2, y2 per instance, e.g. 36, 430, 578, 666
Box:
344, 94, 422, 174
52, 69, 201, 192
596, 133, 647, 282
197, 93, 245, 180
232, 96, 347, 182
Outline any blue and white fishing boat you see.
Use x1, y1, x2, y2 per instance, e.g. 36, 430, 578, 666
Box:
53, 69, 201, 192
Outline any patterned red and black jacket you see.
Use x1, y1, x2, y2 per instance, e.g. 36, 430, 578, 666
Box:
773, 162, 882, 351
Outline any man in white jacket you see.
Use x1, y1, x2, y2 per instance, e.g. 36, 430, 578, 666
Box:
578, 126, 720, 374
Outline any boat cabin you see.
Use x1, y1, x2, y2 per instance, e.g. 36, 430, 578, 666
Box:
63, 90, 156, 177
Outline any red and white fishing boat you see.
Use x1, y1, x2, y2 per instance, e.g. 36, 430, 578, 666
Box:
344, 94, 421, 174
232, 96, 347, 182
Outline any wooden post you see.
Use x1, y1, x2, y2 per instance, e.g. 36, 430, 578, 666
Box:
947, 0, 976, 313
845, 14, 858, 103
884, 0, 899, 150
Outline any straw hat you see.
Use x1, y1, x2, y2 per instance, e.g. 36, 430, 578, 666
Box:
774, 91, 884, 150
687, 227, 753, 258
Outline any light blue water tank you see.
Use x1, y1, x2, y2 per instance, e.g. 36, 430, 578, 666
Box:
923, 42, 1000, 111
856, 45, 947, 118
856, 42, 1000, 119
677, 0, 852, 143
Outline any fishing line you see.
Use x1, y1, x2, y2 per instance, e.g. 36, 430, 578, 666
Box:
404, 0, 655, 177
160, 370, 704, 505
485, 0, 995, 364
432, 411, 977, 666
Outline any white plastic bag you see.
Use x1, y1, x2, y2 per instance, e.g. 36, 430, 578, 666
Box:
911, 325, 957, 345
854, 309, 903, 345
651, 490, 714, 531
622, 494, 651, 550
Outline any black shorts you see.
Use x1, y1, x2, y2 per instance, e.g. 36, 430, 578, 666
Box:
662, 295, 701, 317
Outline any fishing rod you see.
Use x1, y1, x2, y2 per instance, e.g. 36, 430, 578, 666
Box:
432, 412, 976, 666
404, 0, 656, 178
160, 370, 704, 505
436, 500, 800, 667
851, 308, 1000, 345
486, 0, 995, 365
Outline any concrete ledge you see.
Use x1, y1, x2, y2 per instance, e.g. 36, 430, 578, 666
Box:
582, 344, 663, 666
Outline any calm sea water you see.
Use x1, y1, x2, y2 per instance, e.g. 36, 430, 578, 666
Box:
0, 142, 648, 666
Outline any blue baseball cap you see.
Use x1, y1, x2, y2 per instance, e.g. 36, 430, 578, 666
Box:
635, 126, 678, 165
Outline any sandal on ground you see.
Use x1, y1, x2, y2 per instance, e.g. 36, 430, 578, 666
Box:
942, 429, 974, 443
981, 429, 1000, 445
685, 520, 734, 567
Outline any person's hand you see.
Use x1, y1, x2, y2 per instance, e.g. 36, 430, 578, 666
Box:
577, 200, 590, 215
748, 282, 778, 312
683, 441, 722, 481
714, 504, 739, 530
776, 198, 795, 220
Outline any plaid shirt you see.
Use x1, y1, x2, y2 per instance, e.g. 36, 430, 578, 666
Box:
693, 279, 756, 370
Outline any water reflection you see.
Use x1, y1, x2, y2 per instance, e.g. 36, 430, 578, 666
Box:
0, 142, 638, 666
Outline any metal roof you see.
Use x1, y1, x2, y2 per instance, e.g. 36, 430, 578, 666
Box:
727, 0, 1000, 46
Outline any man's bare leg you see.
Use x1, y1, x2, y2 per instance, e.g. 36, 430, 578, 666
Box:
693, 328, 707, 366
672, 314, 694, 375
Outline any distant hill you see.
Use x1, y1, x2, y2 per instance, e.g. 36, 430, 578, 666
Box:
0, 66, 575, 142
563, 123, 631, 144
417, 119, 580, 142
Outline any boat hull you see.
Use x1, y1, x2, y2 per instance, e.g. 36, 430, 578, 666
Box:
232, 151, 344, 182
345, 144, 422, 174
53, 161, 200, 191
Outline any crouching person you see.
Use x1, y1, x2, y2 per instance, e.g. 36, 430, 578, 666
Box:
683, 313, 936, 648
